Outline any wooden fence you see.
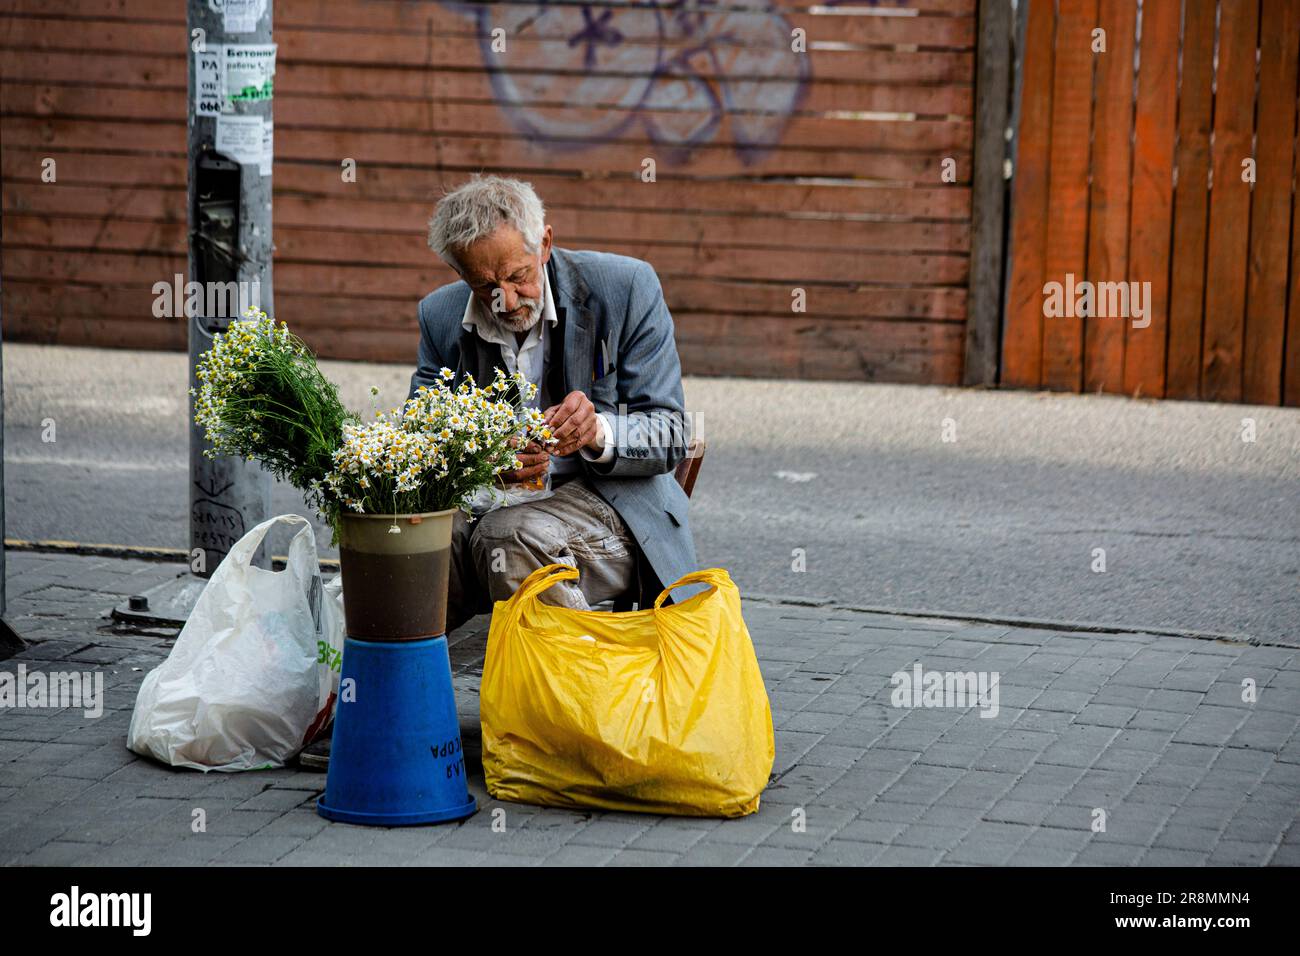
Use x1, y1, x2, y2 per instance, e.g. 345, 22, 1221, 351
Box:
1003, 0, 1300, 406
0, 0, 982, 384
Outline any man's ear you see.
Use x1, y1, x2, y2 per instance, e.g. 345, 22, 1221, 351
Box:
538, 225, 554, 267
440, 251, 466, 282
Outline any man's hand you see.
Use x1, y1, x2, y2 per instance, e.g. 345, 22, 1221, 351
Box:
497, 437, 550, 484
544, 391, 601, 458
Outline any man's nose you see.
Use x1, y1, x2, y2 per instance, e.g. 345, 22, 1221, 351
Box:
497, 286, 518, 314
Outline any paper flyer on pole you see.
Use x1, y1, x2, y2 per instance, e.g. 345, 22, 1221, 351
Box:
223, 44, 276, 110
208, 0, 267, 34
192, 43, 276, 116
194, 46, 224, 118
215, 115, 267, 169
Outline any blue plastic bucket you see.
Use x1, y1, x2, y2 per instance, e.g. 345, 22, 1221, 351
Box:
317, 635, 477, 826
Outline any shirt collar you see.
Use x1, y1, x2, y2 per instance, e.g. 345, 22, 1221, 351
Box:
461, 264, 557, 348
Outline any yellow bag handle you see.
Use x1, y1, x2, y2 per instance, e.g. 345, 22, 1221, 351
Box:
504, 563, 580, 620
504, 564, 727, 618
653, 568, 729, 610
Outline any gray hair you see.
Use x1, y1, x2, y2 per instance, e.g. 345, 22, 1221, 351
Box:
427, 175, 546, 266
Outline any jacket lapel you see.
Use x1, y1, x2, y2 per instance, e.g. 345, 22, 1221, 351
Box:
549, 247, 594, 401
478, 333, 503, 389
454, 302, 504, 391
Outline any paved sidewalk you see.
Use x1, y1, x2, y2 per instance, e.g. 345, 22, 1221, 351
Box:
1, 549, 1297, 866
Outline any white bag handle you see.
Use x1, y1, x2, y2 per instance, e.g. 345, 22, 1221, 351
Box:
225, 513, 314, 570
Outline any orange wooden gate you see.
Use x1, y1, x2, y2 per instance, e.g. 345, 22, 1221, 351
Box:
1003, 0, 1300, 405
1, 0, 983, 384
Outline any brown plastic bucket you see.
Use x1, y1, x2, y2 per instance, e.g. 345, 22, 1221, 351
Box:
337, 509, 458, 641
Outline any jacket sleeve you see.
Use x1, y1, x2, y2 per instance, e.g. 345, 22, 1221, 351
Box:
583, 262, 690, 479
408, 298, 445, 402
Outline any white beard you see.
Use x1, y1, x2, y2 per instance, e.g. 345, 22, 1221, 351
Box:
494, 295, 543, 333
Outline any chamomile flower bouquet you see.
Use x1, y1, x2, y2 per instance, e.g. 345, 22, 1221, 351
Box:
321, 366, 555, 524
193, 311, 555, 543
192, 312, 355, 519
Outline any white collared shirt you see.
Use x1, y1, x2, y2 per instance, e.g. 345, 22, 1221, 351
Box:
460, 266, 614, 473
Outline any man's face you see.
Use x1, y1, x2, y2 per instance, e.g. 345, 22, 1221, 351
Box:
451, 224, 553, 333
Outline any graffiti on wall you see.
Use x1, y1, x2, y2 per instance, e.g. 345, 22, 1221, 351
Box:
440, 0, 813, 164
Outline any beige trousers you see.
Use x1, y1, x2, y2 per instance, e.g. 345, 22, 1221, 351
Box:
445, 473, 639, 634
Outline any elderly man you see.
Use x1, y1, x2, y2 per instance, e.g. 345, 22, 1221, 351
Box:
300, 175, 697, 769
409, 175, 698, 635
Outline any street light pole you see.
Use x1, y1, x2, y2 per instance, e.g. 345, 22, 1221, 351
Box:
116, 0, 276, 626
186, 0, 274, 576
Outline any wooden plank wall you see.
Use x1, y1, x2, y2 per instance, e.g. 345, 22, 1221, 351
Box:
1003, 0, 1300, 406
0, 0, 979, 384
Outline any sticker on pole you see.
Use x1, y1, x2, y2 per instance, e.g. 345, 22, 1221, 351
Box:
195, 47, 224, 117
192, 43, 276, 116
209, 0, 267, 34
223, 44, 276, 107
216, 115, 267, 168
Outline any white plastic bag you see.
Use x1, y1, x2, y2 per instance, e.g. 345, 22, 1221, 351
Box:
127, 514, 345, 772
465, 475, 555, 516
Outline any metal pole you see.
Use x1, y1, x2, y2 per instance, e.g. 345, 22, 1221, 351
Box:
116, 0, 276, 626
186, 0, 274, 577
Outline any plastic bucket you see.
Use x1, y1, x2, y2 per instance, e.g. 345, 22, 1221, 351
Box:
317, 636, 477, 826
337, 509, 457, 641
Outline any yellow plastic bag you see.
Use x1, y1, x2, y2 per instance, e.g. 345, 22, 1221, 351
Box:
481, 563, 775, 817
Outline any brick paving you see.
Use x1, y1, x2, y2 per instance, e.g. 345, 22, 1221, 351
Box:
1, 550, 1297, 866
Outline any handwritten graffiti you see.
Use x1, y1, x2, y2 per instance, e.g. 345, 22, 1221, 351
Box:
191, 477, 244, 559
191, 497, 246, 558
440, 0, 812, 163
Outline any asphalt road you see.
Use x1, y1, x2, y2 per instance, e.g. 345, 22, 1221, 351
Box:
5, 343, 1298, 641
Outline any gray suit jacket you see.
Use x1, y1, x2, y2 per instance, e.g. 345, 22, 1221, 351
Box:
409, 246, 699, 604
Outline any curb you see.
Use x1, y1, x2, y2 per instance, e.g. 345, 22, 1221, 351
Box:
7, 538, 1284, 649
739, 591, 1277, 648
5, 537, 341, 572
